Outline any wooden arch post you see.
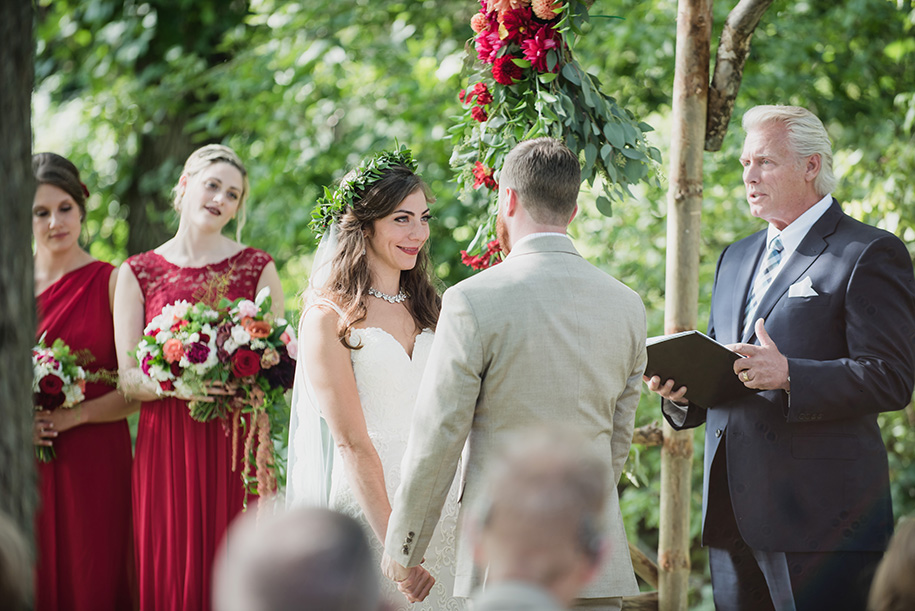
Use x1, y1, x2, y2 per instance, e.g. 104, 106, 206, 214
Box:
658, 0, 711, 609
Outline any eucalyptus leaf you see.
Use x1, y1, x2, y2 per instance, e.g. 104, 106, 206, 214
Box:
595, 195, 613, 217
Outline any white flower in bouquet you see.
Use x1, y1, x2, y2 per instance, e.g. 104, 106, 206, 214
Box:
231, 325, 252, 346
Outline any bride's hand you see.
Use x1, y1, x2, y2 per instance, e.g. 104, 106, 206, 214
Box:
397, 564, 435, 603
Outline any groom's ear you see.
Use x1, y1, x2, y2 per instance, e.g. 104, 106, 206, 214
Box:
504, 188, 519, 217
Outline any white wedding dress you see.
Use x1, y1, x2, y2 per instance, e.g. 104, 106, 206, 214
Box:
287, 323, 464, 611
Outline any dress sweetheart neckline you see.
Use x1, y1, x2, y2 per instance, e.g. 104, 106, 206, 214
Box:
350, 326, 433, 361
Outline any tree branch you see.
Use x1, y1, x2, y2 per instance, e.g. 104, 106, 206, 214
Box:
705, 0, 775, 151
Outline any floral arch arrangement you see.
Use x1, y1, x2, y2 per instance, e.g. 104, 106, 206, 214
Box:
451, 0, 661, 269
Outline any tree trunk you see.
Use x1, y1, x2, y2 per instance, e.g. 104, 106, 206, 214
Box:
0, 0, 38, 552
124, 113, 197, 255
659, 0, 711, 608
705, 0, 776, 151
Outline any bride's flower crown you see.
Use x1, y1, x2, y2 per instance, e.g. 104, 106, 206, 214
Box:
310, 145, 418, 237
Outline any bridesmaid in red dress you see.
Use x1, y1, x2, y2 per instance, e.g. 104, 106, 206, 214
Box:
31, 153, 136, 611
113, 144, 285, 611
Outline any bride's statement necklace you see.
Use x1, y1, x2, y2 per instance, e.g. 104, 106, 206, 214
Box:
368, 287, 408, 304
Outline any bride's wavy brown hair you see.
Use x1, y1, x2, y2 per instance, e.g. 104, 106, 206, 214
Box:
312, 164, 441, 347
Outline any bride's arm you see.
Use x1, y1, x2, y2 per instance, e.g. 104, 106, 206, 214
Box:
300, 306, 392, 544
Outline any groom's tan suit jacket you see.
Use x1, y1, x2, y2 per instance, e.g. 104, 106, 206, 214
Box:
384, 234, 646, 599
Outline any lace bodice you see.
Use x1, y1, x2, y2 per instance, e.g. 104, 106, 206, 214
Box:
127, 248, 272, 323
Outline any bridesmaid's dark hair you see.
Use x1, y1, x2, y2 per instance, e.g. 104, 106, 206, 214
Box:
32, 153, 87, 221
315, 165, 441, 347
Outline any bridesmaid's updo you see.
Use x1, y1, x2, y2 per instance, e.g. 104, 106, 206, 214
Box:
32, 153, 88, 221
172, 144, 250, 236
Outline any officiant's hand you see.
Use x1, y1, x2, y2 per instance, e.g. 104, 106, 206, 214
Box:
727, 319, 790, 392
397, 564, 435, 603
643, 375, 688, 403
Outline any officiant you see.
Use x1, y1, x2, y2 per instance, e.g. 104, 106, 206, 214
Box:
646, 105, 915, 610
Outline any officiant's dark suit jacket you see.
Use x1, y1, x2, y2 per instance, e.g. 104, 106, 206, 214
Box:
665, 199, 915, 553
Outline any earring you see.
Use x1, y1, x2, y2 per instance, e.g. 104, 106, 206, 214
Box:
361, 247, 366, 256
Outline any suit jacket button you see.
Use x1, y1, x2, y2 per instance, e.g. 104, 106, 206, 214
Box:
408, 531, 415, 537
715, 429, 722, 438
402, 545, 409, 554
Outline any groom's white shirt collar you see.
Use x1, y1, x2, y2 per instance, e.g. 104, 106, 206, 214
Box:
508, 231, 570, 254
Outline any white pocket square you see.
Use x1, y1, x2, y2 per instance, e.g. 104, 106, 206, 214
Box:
788, 276, 819, 298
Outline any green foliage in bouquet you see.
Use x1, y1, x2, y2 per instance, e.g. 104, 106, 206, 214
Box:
450, 0, 662, 266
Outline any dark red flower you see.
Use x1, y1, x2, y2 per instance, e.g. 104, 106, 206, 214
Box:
492, 55, 524, 85
471, 106, 489, 122
39, 374, 64, 396
501, 7, 534, 43
262, 353, 295, 390
232, 349, 261, 378
461, 239, 503, 270
186, 342, 210, 364
34, 391, 65, 410
458, 89, 467, 103
159, 380, 174, 392
473, 82, 493, 105
170, 361, 182, 377
472, 162, 499, 190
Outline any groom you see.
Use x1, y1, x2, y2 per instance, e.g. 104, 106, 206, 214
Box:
382, 137, 646, 610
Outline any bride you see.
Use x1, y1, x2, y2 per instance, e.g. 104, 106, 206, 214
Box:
286, 148, 464, 609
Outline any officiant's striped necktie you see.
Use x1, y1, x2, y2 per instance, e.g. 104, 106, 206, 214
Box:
743, 234, 784, 338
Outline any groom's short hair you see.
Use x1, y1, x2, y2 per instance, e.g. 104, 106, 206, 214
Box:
213, 507, 383, 611
500, 137, 580, 226
473, 425, 608, 583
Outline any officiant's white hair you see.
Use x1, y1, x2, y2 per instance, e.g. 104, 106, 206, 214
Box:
213, 507, 384, 611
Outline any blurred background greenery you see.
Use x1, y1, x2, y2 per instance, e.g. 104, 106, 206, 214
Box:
32, 0, 915, 606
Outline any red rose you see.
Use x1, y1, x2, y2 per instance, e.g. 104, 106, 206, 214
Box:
471, 106, 489, 122
39, 374, 64, 396
159, 380, 174, 392
232, 349, 261, 378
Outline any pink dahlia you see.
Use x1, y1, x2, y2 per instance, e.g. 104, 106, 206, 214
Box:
531, 0, 562, 20
475, 29, 504, 64
492, 55, 524, 85
521, 24, 560, 72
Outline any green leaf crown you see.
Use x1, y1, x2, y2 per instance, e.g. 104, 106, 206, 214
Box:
310, 145, 418, 236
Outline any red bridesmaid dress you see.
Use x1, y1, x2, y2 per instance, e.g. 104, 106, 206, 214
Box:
127, 247, 273, 611
35, 260, 134, 611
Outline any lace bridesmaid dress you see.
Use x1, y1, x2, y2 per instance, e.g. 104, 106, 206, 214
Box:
127, 247, 273, 611
35, 260, 134, 611
328, 326, 464, 611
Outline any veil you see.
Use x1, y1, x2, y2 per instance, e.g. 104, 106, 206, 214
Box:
285, 225, 340, 508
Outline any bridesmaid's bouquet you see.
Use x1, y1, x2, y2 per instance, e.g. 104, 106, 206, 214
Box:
133, 300, 222, 397
32, 336, 88, 462
133, 288, 296, 497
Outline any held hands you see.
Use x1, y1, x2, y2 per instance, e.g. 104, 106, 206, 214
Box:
381, 551, 435, 603
727, 319, 790, 391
